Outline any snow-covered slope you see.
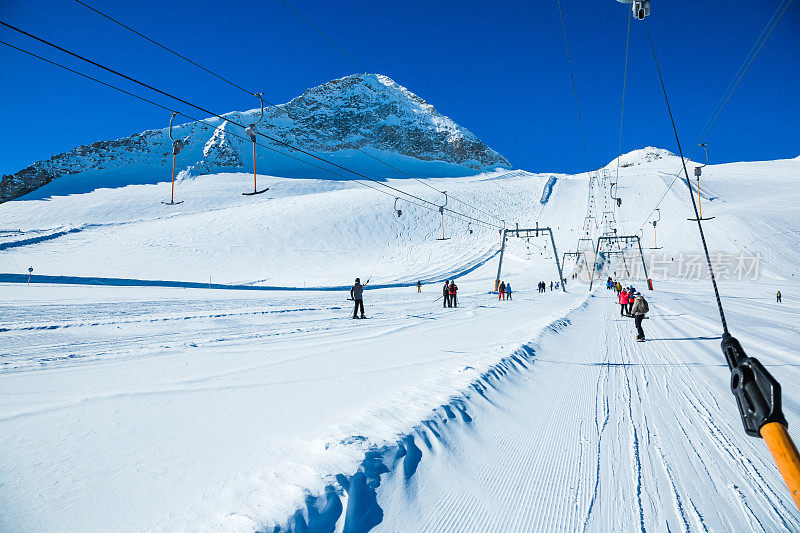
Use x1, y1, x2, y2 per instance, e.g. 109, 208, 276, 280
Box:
0, 74, 510, 202
2, 148, 798, 285
1, 148, 800, 531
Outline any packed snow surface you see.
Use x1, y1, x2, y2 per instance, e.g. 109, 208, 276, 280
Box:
1, 149, 799, 531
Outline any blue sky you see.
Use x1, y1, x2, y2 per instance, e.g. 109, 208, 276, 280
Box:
1, 0, 798, 176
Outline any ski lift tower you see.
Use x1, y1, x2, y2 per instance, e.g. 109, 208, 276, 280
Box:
496, 222, 566, 292
588, 234, 650, 291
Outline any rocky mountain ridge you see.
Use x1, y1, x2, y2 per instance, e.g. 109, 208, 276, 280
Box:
1, 74, 510, 202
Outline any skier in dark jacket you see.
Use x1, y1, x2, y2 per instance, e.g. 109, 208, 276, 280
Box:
631, 292, 649, 341
499, 281, 506, 300
417, 280, 422, 293
350, 278, 367, 319
443, 280, 450, 308
777, 290, 782, 303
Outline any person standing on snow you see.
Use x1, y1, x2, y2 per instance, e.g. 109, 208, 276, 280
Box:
443, 280, 450, 308
619, 288, 630, 316
550, 281, 554, 291
350, 278, 367, 319
506, 282, 512, 300
777, 290, 782, 303
417, 280, 422, 293
449, 281, 458, 308
631, 292, 649, 341
499, 281, 506, 300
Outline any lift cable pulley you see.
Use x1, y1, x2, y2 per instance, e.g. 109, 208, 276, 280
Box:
649, 208, 662, 249
162, 111, 186, 205
242, 92, 270, 196
687, 142, 714, 221
437, 192, 450, 241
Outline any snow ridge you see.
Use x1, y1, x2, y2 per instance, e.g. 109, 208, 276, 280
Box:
272, 304, 583, 532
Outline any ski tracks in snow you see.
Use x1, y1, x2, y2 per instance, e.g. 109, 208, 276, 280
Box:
366, 290, 800, 532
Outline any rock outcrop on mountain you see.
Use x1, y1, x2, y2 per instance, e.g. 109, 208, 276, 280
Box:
1, 74, 510, 202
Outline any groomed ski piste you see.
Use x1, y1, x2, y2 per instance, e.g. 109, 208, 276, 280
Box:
1, 148, 800, 531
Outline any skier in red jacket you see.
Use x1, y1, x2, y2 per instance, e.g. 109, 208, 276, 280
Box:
618, 289, 630, 316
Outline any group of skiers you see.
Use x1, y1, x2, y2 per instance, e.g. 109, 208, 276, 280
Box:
442, 280, 459, 307
352, 275, 782, 345
606, 277, 623, 292
537, 281, 560, 292
612, 279, 649, 341
498, 281, 512, 300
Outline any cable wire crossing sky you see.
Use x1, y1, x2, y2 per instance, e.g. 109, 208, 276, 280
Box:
0, 0, 797, 176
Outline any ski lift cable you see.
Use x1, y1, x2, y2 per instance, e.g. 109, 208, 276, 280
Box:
72, 0, 258, 97
74, 0, 502, 223
614, 10, 632, 201
0, 39, 178, 115
700, 0, 793, 145
0, 41, 495, 229
644, 19, 729, 330
555, 0, 592, 174
647, 16, 800, 511
276, 0, 503, 222
635, 0, 793, 231
0, 40, 362, 189
0, 21, 504, 230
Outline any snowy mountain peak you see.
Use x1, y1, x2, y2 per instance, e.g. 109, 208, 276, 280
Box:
1, 74, 510, 203
605, 147, 677, 169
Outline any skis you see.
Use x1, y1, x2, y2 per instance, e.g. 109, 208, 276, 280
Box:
242, 188, 270, 196
161, 200, 184, 205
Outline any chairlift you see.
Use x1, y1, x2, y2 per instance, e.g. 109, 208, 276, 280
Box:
242, 93, 270, 196
162, 112, 187, 205
467, 222, 473, 235
617, 0, 650, 20
436, 191, 450, 241
650, 208, 663, 249
687, 143, 715, 221
394, 198, 402, 217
